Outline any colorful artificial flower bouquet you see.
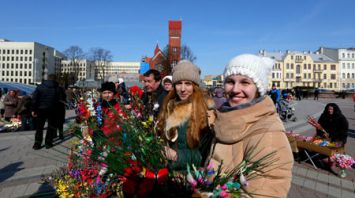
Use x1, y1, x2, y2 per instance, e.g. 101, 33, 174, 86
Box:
48, 93, 168, 197
331, 153, 355, 169
48, 91, 280, 197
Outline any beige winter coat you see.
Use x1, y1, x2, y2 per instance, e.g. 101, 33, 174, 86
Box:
210, 96, 293, 198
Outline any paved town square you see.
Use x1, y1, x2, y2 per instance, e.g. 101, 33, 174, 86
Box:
0, 97, 354, 197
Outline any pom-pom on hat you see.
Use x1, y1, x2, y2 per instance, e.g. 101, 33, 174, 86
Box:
224, 54, 274, 96
100, 82, 116, 93
172, 60, 201, 85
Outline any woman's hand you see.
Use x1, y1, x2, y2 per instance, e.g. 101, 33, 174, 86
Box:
307, 116, 323, 130
164, 146, 178, 161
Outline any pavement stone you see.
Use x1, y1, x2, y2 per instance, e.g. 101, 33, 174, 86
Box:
340, 179, 355, 191
11, 184, 28, 198
328, 185, 342, 197
328, 175, 342, 186
341, 189, 355, 198
315, 182, 328, 194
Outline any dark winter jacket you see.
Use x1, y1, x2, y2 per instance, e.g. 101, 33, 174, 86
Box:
317, 103, 349, 144
16, 95, 33, 116
142, 85, 167, 119
32, 80, 60, 112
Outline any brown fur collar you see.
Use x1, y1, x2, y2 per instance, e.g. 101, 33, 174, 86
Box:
165, 100, 192, 132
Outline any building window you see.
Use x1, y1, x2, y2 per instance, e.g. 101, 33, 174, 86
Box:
308, 73, 311, 79
303, 73, 306, 79
286, 63, 289, 69
348, 63, 350, 69
331, 74, 336, 79
342, 63, 345, 69
308, 64, 311, 70
342, 73, 345, 78
347, 73, 350, 78
323, 74, 327, 79
352, 73, 354, 78
323, 65, 327, 70
291, 64, 294, 69
331, 65, 336, 70
342, 53, 345, 58
304, 64, 307, 70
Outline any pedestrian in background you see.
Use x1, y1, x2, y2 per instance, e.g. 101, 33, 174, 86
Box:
142, 69, 168, 120
209, 54, 293, 198
31, 74, 60, 150
54, 85, 66, 140
0, 88, 6, 119
212, 87, 226, 109
314, 88, 320, 100
162, 75, 173, 92
16, 94, 34, 131
3, 90, 19, 121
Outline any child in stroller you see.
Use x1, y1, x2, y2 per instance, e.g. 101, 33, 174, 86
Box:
277, 93, 296, 122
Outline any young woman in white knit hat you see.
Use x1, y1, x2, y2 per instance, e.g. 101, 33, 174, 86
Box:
157, 60, 215, 172
209, 54, 294, 198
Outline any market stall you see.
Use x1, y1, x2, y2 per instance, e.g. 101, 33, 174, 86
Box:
286, 132, 345, 169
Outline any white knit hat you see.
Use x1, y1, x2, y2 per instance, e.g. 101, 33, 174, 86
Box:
224, 54, 274, 96
161, 75, 172, 86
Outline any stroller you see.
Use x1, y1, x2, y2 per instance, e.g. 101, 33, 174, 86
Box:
277, 94, 296, 122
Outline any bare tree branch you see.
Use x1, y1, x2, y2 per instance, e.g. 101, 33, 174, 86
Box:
89, 47, 113, 81
63, 46, 85, 83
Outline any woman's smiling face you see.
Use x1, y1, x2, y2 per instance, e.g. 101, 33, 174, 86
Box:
224, 74, 258, 107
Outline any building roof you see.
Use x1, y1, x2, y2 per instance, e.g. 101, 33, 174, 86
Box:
260, 50, 336, 62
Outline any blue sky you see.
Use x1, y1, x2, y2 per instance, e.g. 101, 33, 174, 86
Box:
1, 0, 355, 77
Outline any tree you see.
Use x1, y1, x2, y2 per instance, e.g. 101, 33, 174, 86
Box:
63, 46, 85, 83
163, 44, 197, 63
88, 47, 113, 82
180, 45, 197, 63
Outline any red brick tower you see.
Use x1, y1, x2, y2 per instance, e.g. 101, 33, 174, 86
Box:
168, 20, 182, 68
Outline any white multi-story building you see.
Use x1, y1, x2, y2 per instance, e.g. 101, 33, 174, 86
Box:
318, 47, 355, 90
60, 60, 96, 81
0, 39, 60, 84
108, 61, 140, 74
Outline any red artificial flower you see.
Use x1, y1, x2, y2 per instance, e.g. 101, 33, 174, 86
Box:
129, 86, 143, 98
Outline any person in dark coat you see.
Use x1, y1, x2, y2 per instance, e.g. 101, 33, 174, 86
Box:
16, 95, 34, 131
141, 69, 168, 120
314, 88, 320, 100
31, 74, 60, 150
54, 86, 66, 140
316, 103, 349, 145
